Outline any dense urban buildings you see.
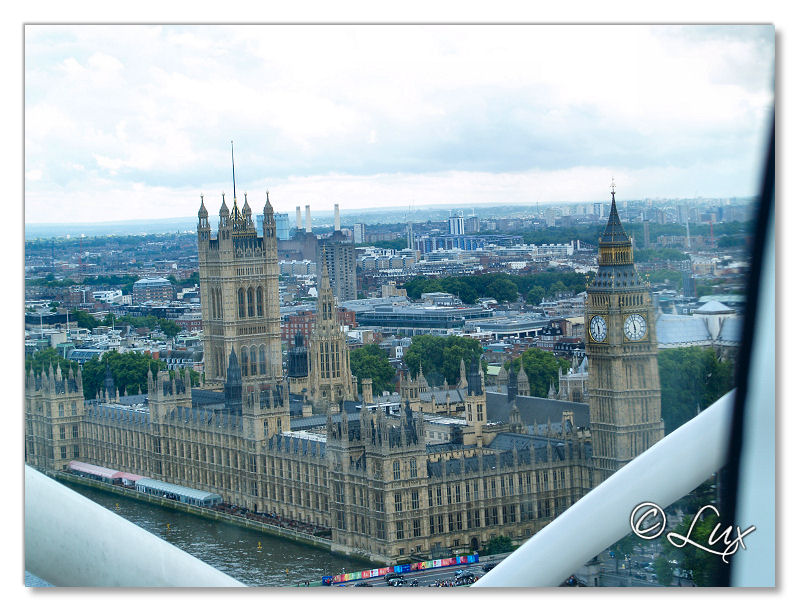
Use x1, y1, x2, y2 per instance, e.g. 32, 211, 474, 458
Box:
131, 277, 174, 304
25, 190, 668, 564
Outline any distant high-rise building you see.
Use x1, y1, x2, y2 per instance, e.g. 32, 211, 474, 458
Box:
318, 226, 357, 302
406, 221, 414, 250
260, 212, 290, 240
448, 211, 465, 235
132, 277, 174, 304
464, 214, 480, 234
545, 207, 556, 227
353, 222, 366, 244
682, 271, 696, 298
275, 213, 290, 240
643, 221, 650, 249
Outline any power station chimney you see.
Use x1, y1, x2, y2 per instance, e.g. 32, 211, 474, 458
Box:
305, 204, 312, 233
296, 205, 302, 230
334, 203, 341, 232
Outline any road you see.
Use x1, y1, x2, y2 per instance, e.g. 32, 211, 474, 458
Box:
333, 558, 508, 588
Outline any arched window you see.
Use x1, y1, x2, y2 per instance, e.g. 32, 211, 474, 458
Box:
259, 345, 267, 375
238, 288, 246, 318
250, 346, 257, 376
247, 287, 255, 317
256, 287, 264, 317
241, 348, 249, 376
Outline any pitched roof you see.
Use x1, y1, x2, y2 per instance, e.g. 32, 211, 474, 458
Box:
599, 195, 630, 244
656, 314, 712, 347
695, 300, 735, 314
486, 391, 589, 428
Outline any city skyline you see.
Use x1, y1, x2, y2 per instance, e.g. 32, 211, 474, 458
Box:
25, 25, 773, 225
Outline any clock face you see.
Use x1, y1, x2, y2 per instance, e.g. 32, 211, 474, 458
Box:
590, 315, 608, 342
624, 313, 648, 341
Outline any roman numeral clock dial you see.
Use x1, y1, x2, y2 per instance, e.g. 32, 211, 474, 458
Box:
623, 313, 647, 341
590, 315, 607, 342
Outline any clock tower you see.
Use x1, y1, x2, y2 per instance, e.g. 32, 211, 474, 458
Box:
586, 182, 663, 484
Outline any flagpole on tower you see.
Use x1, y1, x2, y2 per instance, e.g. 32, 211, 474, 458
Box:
231, 140, 236, 202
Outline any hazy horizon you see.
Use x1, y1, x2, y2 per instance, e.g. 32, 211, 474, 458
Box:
24, 193, 755, 241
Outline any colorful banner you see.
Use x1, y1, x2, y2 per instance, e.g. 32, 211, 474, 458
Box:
327, 554, 479, 584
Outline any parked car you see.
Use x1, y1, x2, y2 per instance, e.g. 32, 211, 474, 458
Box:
482, 562, 498, 572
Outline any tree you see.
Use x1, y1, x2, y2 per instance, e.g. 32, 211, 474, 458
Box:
403, 335, 483, 387
633, 248, 691, 263
483, 535, 514, 556
176, 367, 200, 387
526, 285, 546, 305
104, 313, 181, 338
349, 344, 396, 396
647, 269, 683, 288
654, 555, 674, 586
518, 348, 571, 398
401, 271, 590, 306
81, 351, 164, 399
658, 347, 735, 434
82, 274, 140, 294
366, 238, 407, 250
486, 277, 518, 303
70, 309, 101, 330
609, 533, 635, 574
158, 319, 181, 338
25, 347, 78, 377
548, 280, 568, 297
659, 511, 724, 586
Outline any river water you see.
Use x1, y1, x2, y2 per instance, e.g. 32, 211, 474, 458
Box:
62, 481, 373, 586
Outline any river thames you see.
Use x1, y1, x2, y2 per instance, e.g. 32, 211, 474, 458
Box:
62, 481, 373, 587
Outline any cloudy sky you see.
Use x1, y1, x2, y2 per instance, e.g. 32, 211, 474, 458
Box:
24, 25, 774, 225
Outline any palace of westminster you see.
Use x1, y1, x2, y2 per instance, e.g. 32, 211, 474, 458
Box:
25, 186, 663, 563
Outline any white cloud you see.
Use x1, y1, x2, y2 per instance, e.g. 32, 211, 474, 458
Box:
23, 24, 774, 225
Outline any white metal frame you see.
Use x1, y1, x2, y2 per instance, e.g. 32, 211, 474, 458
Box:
24, 466, 244, 587
473, 391, 735, 587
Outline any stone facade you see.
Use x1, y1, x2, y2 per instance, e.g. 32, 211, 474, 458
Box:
197, 192, 282, 384
24, 364, 85, 472
585, 185, 664, 484
26, 360, 592, 563
306, 262, 356, 409
25, 184, 665, 565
